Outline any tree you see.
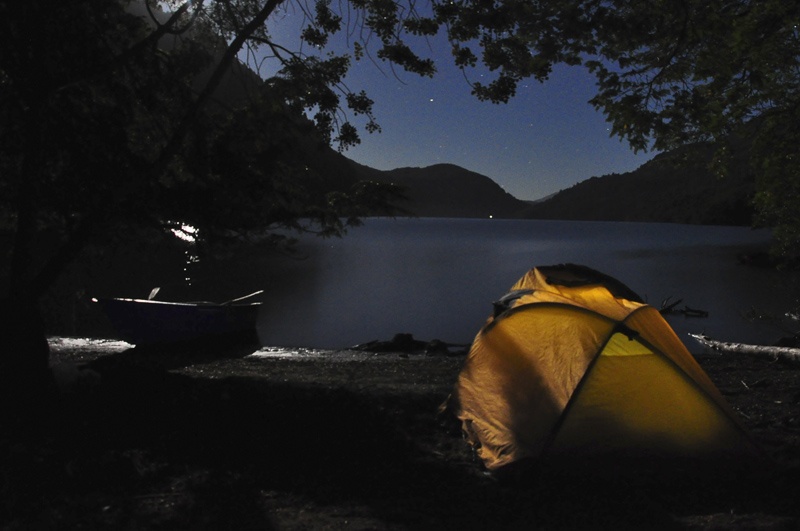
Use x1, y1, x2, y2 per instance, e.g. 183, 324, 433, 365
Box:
432, 0, 800, 256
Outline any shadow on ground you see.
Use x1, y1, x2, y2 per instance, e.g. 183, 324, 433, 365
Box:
3, 346, 800, 529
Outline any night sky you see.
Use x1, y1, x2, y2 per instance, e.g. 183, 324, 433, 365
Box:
344, 58, 655, 201
260, 5, 657, 202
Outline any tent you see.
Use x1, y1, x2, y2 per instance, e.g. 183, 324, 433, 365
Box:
452, 264, 759, 473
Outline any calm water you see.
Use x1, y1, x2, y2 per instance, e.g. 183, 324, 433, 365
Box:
254, 218, 799, 350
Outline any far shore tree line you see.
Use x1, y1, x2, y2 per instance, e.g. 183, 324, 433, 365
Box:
2, 0, 799, 379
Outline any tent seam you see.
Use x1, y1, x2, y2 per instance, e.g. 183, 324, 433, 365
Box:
538, 322, 626, 458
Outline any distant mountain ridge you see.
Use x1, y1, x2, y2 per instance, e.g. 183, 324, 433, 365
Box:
522, 141, 755, 226
313, 144, 755, 224
353, 163, 530, 218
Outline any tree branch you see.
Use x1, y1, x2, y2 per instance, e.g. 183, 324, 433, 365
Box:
60, 1, 195, 92
153, 0, 287, 178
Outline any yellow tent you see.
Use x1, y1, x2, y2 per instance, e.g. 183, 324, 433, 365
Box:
452, 264, 759, 473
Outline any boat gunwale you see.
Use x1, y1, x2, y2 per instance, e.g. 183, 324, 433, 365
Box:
95, 297, 262, 308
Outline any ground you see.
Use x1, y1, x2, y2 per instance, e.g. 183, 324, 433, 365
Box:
2, 337, 799, 530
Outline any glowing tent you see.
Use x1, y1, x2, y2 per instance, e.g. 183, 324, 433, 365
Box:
452, 264, 759, 473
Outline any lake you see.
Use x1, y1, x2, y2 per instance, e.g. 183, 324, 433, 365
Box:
254, 218, 798, 350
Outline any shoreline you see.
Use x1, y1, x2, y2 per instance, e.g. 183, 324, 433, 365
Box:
4, 336, 798, 529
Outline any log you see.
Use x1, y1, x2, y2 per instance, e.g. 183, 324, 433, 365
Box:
689, 333, 800, 364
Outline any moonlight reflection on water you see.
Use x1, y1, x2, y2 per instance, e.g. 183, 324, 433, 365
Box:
255, 218, 797, 350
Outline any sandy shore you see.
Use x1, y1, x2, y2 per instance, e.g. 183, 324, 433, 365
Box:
1, 337, 799, 529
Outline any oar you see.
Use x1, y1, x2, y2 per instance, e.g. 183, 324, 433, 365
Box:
222, 290, 264, 305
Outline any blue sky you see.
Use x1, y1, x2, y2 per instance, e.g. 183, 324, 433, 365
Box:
342, 59, 655, 201
255, 4, 656, 201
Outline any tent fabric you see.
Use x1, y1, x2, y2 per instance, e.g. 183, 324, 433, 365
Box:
453, 264, 758, 472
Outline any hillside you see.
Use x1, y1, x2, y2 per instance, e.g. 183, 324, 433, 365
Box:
523, 142, 756, 225
355, 163, 530, 218
304, 144, 757, 224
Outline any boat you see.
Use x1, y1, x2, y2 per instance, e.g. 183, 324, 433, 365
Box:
93, 290, 263, 346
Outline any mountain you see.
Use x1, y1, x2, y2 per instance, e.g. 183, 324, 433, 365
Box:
353, 163, 530, 218
522, 141, 756, 226
339, 140, 756, 224
308, 144, 756, 224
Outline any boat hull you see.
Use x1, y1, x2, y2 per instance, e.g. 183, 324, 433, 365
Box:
95, 298, 261, 346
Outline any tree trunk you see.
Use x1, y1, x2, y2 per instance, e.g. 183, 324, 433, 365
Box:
0, 297, 55, 424
2, 76, 53, 410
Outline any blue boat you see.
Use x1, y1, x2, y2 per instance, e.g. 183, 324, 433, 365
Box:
93, 290, 263, 346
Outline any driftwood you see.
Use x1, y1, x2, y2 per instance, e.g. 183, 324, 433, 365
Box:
689, 333, 800, 364
660, 297, 709, 318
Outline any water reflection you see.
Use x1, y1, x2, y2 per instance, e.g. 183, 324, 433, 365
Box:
255, 219, 798, 349
168, 223, 199, 243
